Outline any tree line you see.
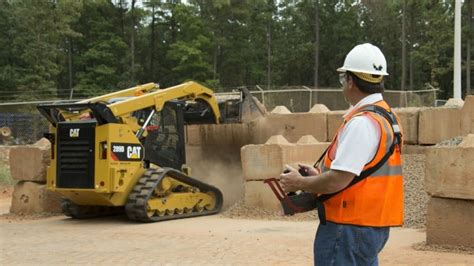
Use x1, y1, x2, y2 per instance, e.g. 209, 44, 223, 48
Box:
0, 0, 472, 103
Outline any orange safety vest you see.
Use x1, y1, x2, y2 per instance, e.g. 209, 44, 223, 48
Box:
318, 100, 404, 227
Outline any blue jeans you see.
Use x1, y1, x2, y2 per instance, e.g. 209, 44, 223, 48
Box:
314, 221, 389, 266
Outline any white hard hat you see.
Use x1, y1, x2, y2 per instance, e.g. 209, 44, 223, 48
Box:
337, 43, 389, 80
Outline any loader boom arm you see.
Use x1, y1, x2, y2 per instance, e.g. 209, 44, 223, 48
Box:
37, 81, 222, 126
78, 83, 157, 104
108, 81, 221, 124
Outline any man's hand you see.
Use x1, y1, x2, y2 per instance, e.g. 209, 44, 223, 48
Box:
279, 165, 304, 193
298, 163, 320, 176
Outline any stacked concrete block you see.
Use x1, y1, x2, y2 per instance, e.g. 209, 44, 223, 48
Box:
424, 136, 474, 247
426, 197, 474, 247
327, 110, 345, 141
10, 181, 62, 214
8, 138, 61, 214
309, 104, 330, 113
271, 105, 292, 114
418, 106, 462, 145
241, 135, 329, 211
9, 141, 50, 182
249, 111, 328, 144
461, 95, 474, 136
393, 107, 422, 144
186, 123, 253, 148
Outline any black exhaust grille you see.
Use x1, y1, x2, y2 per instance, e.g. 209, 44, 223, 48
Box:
56, 121, 96, 189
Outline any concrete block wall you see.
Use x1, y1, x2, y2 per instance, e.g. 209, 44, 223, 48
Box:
424, 135, 474, 247
249, 112, 328, 144
426, 197, 474, 248
418, 107, 462, 144
461, 96, 474, 136
241, 135, 329, 210
425, 139, 474, 200
186, 99, 474, 149
393, 107, 422, 144
10, 181, 62, 214
9, 144, 50, 182
8, 139, 62, 214
327, 110, 345, 141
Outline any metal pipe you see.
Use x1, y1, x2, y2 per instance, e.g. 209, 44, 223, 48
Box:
136, 109, 156, 139
454, 0, 462, 99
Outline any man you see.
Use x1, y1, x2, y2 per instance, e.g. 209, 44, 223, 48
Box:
280, 43, 403, 266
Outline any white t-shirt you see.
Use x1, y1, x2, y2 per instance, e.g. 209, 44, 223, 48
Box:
330, 93, 383, 176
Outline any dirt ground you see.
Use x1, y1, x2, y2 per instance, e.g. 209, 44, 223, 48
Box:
0, 196, 473, 265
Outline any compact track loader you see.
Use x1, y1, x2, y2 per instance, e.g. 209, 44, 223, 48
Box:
37, 81, 265, 222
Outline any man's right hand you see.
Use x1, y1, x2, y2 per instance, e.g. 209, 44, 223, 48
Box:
298, 163, 320, 176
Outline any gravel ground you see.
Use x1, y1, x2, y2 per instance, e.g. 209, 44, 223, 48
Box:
435, 136, 464, 147
222, 201, 318, 222
402, 154, 428, 228
413, 241, 474, 255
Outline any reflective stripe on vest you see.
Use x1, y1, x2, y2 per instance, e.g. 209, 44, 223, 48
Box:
320, 100, 404, 227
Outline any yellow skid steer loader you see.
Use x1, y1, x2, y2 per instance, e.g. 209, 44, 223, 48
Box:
37, 81, 265, 222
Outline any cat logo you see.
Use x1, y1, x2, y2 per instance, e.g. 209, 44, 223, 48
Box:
127, 146, 142, 159
69, 128, 80, 138
373, 64, 383, 71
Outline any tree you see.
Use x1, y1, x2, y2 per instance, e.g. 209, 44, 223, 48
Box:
72, 0, 129, 97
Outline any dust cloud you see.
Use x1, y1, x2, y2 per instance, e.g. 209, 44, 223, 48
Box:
186, 145, 244, 209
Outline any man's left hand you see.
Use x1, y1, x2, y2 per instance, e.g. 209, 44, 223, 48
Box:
280, 165, 304, 193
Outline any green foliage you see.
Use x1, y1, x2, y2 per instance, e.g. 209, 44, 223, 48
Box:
0, 0, 471, 101
0, 163, 13, 186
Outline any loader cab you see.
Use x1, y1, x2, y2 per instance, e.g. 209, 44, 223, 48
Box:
141, 101, 186, 171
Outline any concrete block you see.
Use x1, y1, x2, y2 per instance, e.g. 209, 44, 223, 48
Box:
461, 96, 474, 135
419, 107, 461, 145
426, 197, 474, 248
186, 123, 252, 148
425, 146, 474, 200
244, 180, 282, 211
241, 142, 330, 181
327, 110, 345, 141
393, 107, 421, 144
297, 135, 319, 144
185, 125, 202, 146
459, 134, 474, 148
241, 144, 287, 181
10, 181, 62, 214
402, 145, 429, 155
250, 112, 327, 143
309, 104, 330, 113
265, 135, 289, 144
33, 138, 51, 149
9, 145, 50, 182
271, 106, 291, 114
286, 143, 330, 166
445, 98, 464, 107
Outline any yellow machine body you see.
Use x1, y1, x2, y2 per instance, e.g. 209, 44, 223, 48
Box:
37, 81, 263, 221
46, 123, 145, 206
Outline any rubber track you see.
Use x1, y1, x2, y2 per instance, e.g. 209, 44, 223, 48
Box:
124, 168, 224, 222
60, 199, 123, 219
